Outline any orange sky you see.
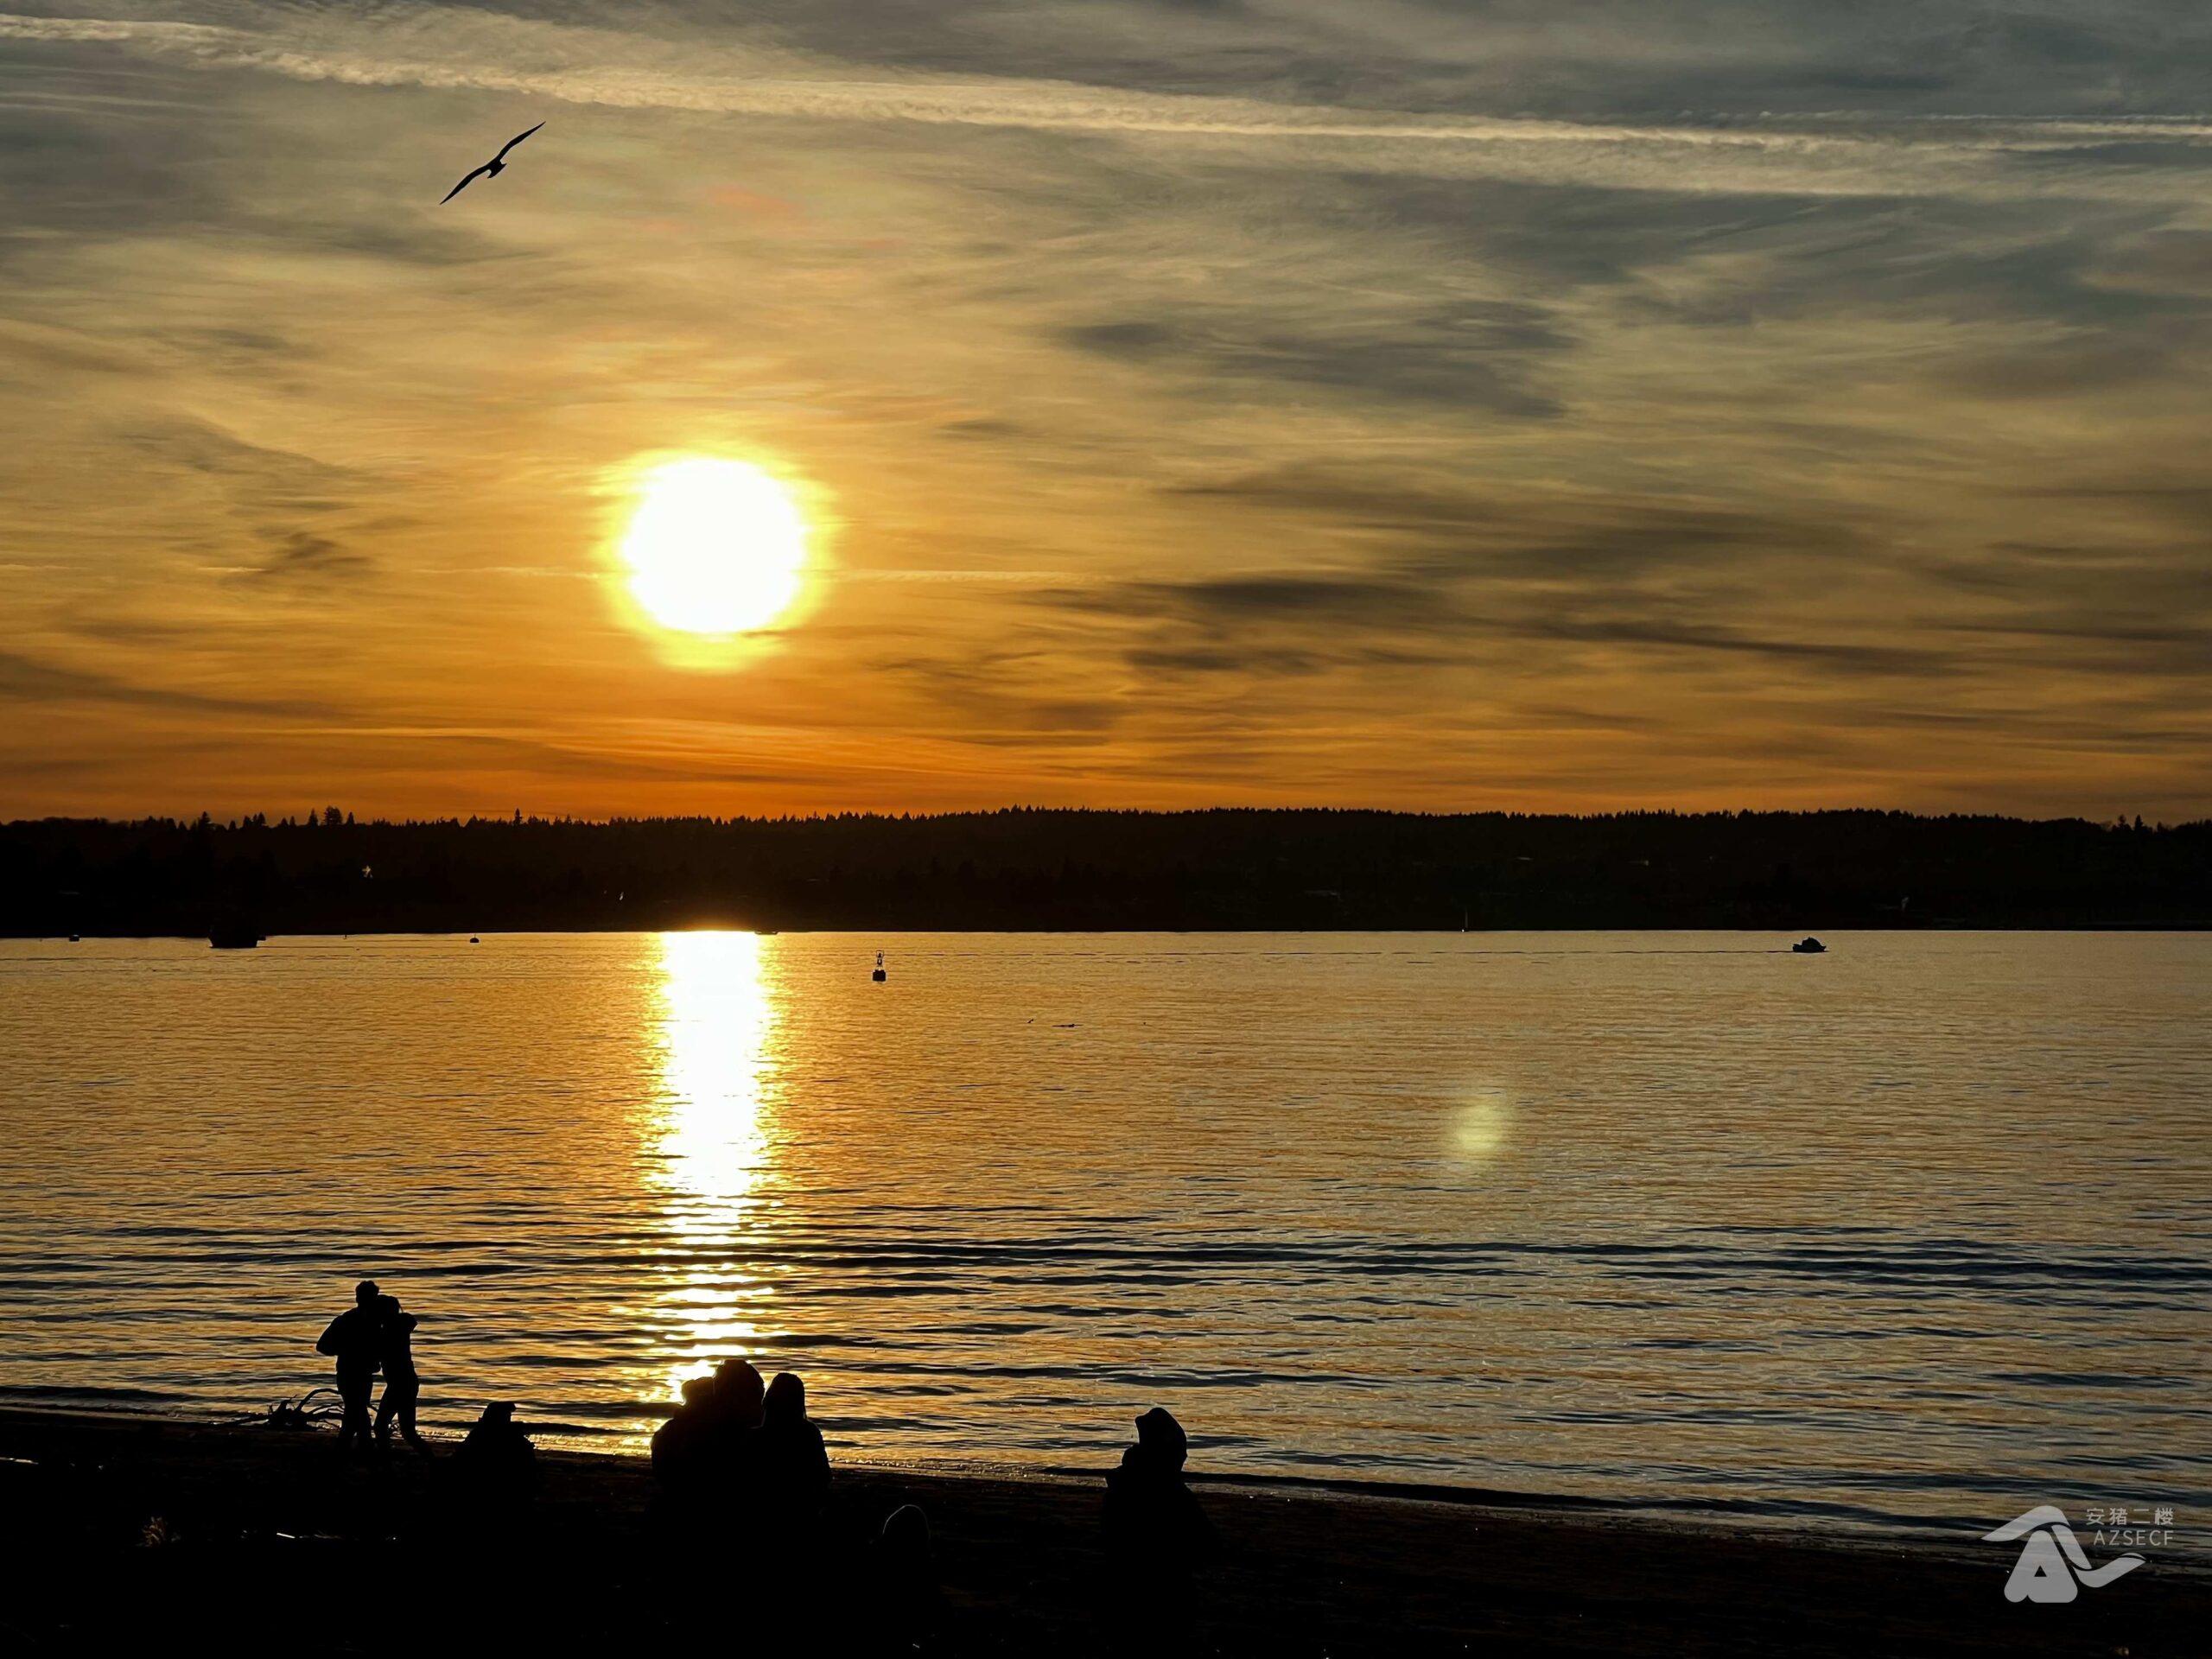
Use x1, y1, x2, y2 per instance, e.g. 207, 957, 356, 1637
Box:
3, 4, 2209, 821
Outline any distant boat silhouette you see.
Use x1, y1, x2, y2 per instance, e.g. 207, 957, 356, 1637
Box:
873, 950, 887, 982
67, 933, 80, 943
469, 935, 480, 944
1791, 936, 1827, 954
210, 924, 263, 950
758, 928, 779, 937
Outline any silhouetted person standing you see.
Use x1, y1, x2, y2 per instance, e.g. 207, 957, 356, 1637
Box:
756, 1372, 830, 1516
315, 1280, 385, 1452
372, 1294, 429, 1453
1101, 1408, 1213, 1647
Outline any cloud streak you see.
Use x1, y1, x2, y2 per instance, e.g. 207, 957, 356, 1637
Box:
3, 2, 2210, 817
10, 7, 2212, 206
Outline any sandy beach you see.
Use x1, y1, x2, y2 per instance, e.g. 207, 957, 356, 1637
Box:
3, 1408, 2201, 1656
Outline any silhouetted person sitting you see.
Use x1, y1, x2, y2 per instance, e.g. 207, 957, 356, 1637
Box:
755, 1372, 830, 1517
372, 1295, 429, 1454
857, 1503, 943, 1651
652, 1375, 719, 1501
712, 1357, 766, 1427
454, 1402, 537, 1502
1101, 1407, 1213, 1643
315, 1280, 385, 1452
707, 1357, 766, 1489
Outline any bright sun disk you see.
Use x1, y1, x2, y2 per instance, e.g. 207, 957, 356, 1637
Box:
620, 457, 809, 636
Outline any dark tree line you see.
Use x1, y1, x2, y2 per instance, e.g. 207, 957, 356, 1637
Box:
2, 807, 2205, 936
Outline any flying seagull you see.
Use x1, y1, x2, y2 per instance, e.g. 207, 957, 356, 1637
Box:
441, 122, 544, 204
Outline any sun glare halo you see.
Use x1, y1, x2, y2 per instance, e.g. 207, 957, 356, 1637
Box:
619, 457, 810, 637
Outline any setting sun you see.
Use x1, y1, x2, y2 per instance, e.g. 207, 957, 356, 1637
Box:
618, 457, 809, 637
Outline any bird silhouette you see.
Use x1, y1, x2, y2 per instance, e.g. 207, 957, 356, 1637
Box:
441, 122, 544, 204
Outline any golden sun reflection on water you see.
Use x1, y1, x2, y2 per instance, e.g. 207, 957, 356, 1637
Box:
645, 930, 783, 1406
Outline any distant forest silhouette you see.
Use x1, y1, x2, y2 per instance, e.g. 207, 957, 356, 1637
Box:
4, 808, 2206, 935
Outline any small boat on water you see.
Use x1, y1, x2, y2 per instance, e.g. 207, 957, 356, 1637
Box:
872, 950, 887, 982
209, 926, 263, 950
1791, 936, 1827, 954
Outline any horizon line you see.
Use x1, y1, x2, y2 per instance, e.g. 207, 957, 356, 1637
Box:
11, 805, 2203, 832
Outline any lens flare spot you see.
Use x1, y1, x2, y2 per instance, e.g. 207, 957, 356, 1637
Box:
1448, 1090, 1517, 1166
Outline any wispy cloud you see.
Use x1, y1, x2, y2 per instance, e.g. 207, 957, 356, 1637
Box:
10, 7, 2212, 204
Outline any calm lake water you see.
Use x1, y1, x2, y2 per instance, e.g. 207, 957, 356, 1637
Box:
2, 931, 2207, 1543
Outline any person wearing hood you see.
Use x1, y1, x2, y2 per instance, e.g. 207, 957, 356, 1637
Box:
1102, 1405, 1214, 1647
1103, 1407, 1211, 1565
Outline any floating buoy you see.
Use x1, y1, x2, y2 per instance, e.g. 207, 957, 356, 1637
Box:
469, 936, 480, 944
872, 950, 887, 982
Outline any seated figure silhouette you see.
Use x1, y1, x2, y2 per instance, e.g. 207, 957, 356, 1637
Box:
1101, 1408, 1213, 1642
858, 1503, 943, 1651
372, 1295, 429, 1454
315, 1280, 385, 1452
454, 1402, 537, 1501
707, 1357, 767, 1488
652, 1375, 719, 1500
755, 1372, 830, 1516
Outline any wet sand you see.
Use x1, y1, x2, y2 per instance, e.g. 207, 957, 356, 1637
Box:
2, 1408, 2201, 1655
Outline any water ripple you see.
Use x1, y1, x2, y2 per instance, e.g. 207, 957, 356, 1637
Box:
2, 930, 2207, 1551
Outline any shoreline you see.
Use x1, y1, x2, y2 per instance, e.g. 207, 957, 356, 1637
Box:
4, 1408, 2202, 1655
3, 1395, 2136, 1560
